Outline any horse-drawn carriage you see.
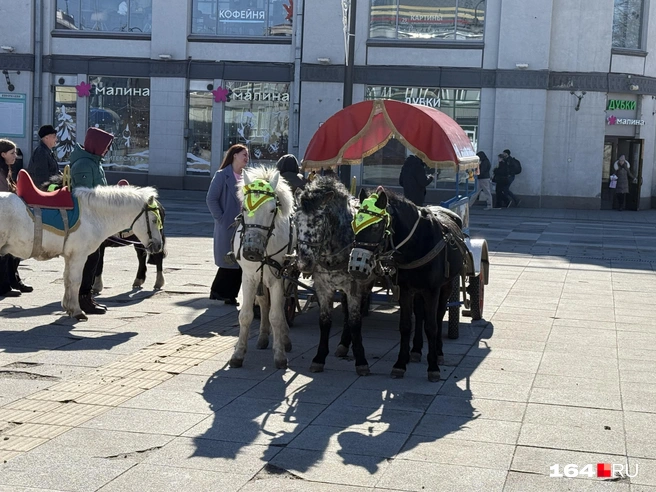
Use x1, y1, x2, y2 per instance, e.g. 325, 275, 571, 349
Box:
230, 99, 489, 379
296, 99, 489, 338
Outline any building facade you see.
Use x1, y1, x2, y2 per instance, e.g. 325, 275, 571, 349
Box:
0, 0, 655, 209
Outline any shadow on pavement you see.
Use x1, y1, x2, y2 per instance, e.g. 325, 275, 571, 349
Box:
189, 304, 491, 476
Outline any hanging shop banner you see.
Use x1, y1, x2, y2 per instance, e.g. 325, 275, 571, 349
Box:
0, 93, 26, 138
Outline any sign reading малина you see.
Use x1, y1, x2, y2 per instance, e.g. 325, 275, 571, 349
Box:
607, 99, 636, 111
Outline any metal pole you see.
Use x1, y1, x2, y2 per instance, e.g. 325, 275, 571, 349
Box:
32, 0, 43, 149
339, 0, 357, 188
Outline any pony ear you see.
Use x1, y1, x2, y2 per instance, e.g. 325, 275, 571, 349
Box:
358, 188, 368, 202
375, 191, 388, 209
147, 196, 155, 206
242, 170, 252, 186
270, 170, 280, 190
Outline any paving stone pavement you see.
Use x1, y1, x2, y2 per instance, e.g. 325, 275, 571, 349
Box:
1, 190, 656, 491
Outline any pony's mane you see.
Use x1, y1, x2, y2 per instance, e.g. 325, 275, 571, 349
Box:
298, 176, 356, 215
298, 177, 357, 251
238, 166, 294, 223
74, 185, 158, 213
379, 187, 463, 234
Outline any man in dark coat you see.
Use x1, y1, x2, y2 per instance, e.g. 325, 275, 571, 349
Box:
27, 125, 60, 186
276, 154, 306, 192
399, 155, 433, 206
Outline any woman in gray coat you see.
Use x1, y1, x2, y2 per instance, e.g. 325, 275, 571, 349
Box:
206, 144, 249, 304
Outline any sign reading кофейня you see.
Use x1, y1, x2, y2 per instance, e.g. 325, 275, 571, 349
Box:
607, 99, 636, 110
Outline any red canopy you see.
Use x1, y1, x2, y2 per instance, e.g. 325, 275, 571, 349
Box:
302, 99, 479, 170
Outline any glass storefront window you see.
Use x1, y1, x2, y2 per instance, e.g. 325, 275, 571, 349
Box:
55, 0, 152, 33
363, 86, 480, 189
612, 0, 644, 49
369, 0, 485, 41
187, 81, 214, 176
192, 0, 292, 36
224, 81, 290, 165
53, 86, 77, 164
88, 76, 150, 173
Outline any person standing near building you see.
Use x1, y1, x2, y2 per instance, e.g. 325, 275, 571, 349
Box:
502, 149, 521, 208
207, 144, 248, 305
70, 127, 115, 315
470, 151, 495, 210
613, 154, 637, 211
399, 154, 433, 206
11, 147, 24, 182
0, 139, 31, 297
27, 125, 60, 187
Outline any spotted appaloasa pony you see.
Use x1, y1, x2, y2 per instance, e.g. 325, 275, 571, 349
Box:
349, 188, 466, 381
295, 176, 373, 376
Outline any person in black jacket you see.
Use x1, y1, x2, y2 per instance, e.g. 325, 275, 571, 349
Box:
493, 154, 511, 208
27, 125, 60, 186
399, 155, 433, 206
276, 154, 306, 193
470, 151, 495, 209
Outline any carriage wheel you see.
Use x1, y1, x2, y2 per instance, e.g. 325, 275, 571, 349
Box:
448, 277, 460, 339
468, 271, 485, 321
284, 296, 296, 327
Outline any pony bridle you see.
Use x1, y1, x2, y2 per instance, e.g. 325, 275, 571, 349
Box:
349, 194, 392, 279
349, 194, 421, 279
129, 201, 163, 252
235, 179, 289, 264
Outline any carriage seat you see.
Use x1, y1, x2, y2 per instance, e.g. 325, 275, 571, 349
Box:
16, 169, 74, 210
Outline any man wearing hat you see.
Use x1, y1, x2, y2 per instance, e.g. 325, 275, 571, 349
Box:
27, 124, 60, 186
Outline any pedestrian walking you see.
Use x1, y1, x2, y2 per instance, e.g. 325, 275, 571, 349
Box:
502, 149, 521, 207
470, 151, 495, 210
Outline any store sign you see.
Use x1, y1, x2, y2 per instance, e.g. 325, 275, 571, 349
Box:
607, 99, 636, 110
92, 86, 150, 96
219, 9, 265, 21
405, 96, 441, 107
606, 115, 645, 126
231, 91, 289, 102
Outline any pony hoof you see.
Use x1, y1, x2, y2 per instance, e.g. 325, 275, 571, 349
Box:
132, 278, 145, 288
428, 371, 441, 382
310, 362, 324, 373
256, 338, 269, 350
154, 273, 165, 290
229, 358, 243, 368
275, 359, 288, 370
437, 356, 445, 366
284, 342, 292, 352
356, 365, 370, 376
334, 344, 349, 358
74, 313, 88, 322
391, 368, 405, 379
410, 352, 421, 363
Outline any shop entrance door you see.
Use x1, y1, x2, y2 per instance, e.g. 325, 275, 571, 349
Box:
625, 140, 643, 211
601, 138, 643, 210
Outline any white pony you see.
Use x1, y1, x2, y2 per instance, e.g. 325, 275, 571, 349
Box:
0, 185, 164, 321
229, 166, 294, 370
